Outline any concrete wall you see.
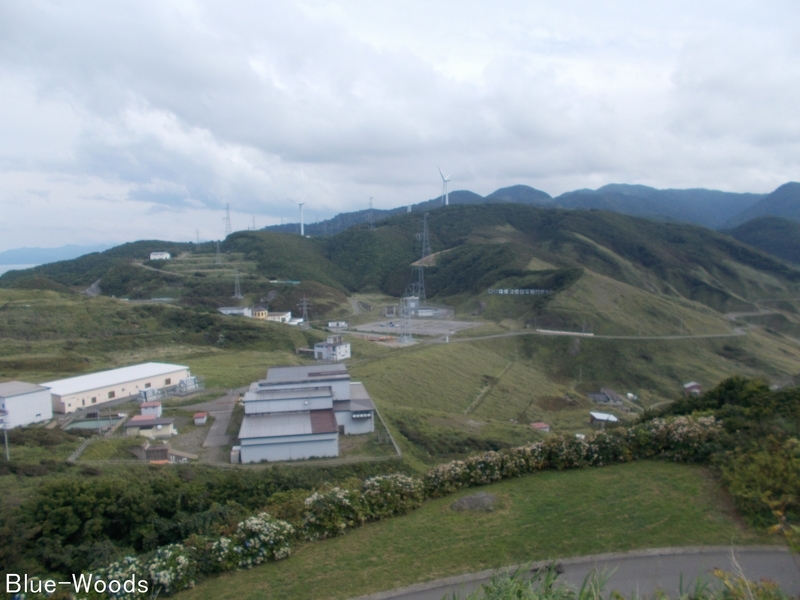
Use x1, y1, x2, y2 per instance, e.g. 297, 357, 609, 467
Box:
334, 410, 374, 435
53, 367, 190, 413
0, 389, 53, 428
240, 433, 338, 463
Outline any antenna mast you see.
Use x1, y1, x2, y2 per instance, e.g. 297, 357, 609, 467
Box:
233, 269, 243, 299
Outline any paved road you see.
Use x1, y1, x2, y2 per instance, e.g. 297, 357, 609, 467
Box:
352, 547, 799, 600
183, 389, 243, 449
429, 328, 746, 345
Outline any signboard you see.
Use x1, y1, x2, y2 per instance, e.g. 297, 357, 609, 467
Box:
488, 288, 550, 295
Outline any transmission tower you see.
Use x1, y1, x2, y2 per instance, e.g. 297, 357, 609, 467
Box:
416, 213, 431, 305
297, 295, 311, 329
233, 269, 243, 299
215, 241, 222, 265
399, 284, 417, 343
224, 203, 232, 237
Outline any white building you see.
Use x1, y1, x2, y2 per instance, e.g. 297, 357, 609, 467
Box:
237, 364, 375, 463
140, 401, 163, 418
44, 362, 191, 414
218, 306, 253, 318
328, 321, 348, 329
0, 381, 53, 428
124, 415, 176, 439
314, 335, 351, 361
149, 252, 171, 260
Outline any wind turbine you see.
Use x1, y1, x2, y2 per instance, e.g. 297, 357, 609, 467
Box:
438, 167, 451, 206
289, 198, 306, 236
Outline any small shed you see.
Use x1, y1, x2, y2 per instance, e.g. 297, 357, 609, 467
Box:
193, 412, 208, 425
530, 422, 551, 433
589, 411, 619, 428
141, 401, 162, 418
683, 382, 702, 396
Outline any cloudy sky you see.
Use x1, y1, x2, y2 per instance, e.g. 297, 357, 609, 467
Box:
1, 0, 798, 251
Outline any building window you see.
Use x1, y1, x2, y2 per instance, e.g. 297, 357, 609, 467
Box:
108, 391, 115, 399
82, 399, 85, 406
145, 382, 151, 388
91, 397, 96, 404
164, 378, 171, 385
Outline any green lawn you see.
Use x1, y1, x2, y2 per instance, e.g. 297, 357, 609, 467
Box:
178, 461, 774, 600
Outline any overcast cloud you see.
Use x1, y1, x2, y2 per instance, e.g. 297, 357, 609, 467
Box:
0, 0, 798, 250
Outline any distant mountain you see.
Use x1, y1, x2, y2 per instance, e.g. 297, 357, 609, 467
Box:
6, 204, 800, 319
724, 182, 800, 228
0, 244, 113, 265
265, 183, 773, 238
553, 185, 764, 229
726, 216, 800, 265
485, 185, 552, 205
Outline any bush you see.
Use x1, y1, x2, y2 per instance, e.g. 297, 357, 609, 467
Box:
301, 488, 365, 540
362, 474, 423, 520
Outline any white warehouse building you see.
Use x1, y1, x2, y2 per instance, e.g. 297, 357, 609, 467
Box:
44, 362, 191, 414
237, 364, 375, 463
0, 381, 53, 428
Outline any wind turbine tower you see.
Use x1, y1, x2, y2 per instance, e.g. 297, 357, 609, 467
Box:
438, 167, 451, 206
224, 203, 232, 237
290, 199, 306, 236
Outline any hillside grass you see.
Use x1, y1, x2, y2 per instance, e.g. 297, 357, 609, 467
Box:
178, 461, 773, 600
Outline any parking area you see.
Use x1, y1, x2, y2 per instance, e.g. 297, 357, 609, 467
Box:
353, 319, 481, 337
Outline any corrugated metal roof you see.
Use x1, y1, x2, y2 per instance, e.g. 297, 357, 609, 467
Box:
589, 411, 618, 422
265, 364, 350, 384
310, 409, 338, 433
239, 412, 312, 439
0, 380, 50, 398
42, 363, 189, 397
245, 386, 333, 401
124, 417, 174, 428
239, 410, 338, 439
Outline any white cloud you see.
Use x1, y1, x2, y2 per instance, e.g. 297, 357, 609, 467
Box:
0, 0, 799, 250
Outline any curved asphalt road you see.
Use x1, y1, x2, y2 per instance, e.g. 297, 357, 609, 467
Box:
352, 547, 799, 600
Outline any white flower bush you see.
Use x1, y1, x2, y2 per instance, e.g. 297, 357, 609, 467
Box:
362, 474, 424, 519
302, 487, 366, 540
144, 544, 196, 595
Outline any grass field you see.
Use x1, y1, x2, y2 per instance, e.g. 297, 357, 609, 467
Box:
178, 461, 774, 600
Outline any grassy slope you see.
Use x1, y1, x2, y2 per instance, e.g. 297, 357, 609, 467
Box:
178, 462, 772, 600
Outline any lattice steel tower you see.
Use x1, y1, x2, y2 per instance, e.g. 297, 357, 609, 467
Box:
298, 295, 311, 329
233, 269, 243, 299
224, 203, 232, 237
417, 212, 431, 304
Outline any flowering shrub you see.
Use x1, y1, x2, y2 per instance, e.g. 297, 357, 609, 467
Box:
423, 460, 469, 497
88, 556, 148, 600
362, 474, 424, 520
420, 416, 722, 498
641, 416, 722, 462
231, 512, 295, 567
302, 487, 366, 540
144, 544, 197, 595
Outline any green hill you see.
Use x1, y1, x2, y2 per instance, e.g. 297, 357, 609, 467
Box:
724, 181, 800, 227
726, 216, 800, 265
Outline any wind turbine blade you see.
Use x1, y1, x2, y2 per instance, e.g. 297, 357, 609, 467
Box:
437, 166, 445, 181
